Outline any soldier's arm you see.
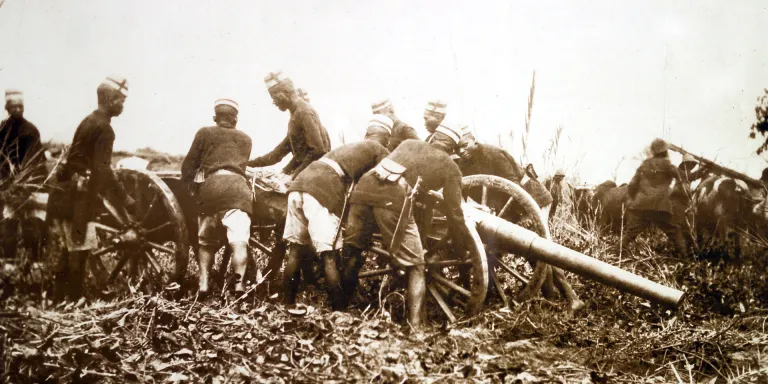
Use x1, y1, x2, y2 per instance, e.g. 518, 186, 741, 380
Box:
689, 166, 710, 181
293, 111, 330, 175
443, 168, 473, 251
19, 125, 45, 175
247, 136, 291, 168
93, 127, 127, 204
180, 130, 205, 184
627, 167, 642, 198
387, 124, 419, 152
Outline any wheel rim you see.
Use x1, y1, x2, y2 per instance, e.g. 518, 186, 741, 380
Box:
461, 175, 551, 306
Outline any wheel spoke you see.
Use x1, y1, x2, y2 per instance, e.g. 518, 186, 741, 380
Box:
429, 271, 472, 298
91, 245, 117, 258
358, 267, 394, 278
140, 194, 159, 225
145, 221, 171, 234
481, 185, 488, 206
106, 252, 131, 284
496, 260, 530, 284
148, 241, 175, 255
249, 236, 274, 255
491, 270, 510, 307
144, 251, 163, 275
428, 284, 457, 322
497, 196, 515, 218
102, 198, 126, 227
93, 223, 121, 234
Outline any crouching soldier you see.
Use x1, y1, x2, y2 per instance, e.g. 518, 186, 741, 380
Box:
48, 76, 135, 301
456, 131, 584, 311
282, 115, 393, 309
370, 99, 419, 151
181, 99, 253, 295
342, 123, 472, 331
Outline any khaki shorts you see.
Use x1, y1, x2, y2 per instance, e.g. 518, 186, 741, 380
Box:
198, 209, 252, 246
53, 219, 98, 252
283, 191, 342, 252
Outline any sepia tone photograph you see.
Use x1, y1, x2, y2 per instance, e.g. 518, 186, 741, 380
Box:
1, 0, 767, 382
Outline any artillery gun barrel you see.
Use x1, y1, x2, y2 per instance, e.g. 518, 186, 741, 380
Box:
467, 207, 685, 309
667, 143, 763, 189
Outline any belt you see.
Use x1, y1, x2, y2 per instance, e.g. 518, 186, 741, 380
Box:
318, 158, 346, 179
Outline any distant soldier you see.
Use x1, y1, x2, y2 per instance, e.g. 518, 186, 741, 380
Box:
548, 169, 566, 222
248, 72, 331, 178
0, 89, 45, 261
620, 138, 687, 257
670, 154, 710, 243
456, 132, 582, 310
48, 76, 135, 301
181, 99, 253, 295
342, 123, 472, 331
282, 115, 392, 309
423, 99, 447, 140
370, 98, 419, 151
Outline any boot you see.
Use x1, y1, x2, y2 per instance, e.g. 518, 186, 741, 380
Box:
0, 219, 18, 260
68, 250, 89, 300
321, 250, 344, 310
197, 245, 216, 296
230, 241, 249, 293
339, 246, 364, 308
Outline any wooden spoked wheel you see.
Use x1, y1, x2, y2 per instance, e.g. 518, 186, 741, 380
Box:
88, 169, 189, 295
357, 191, 489, 323
461, 175, 551, 307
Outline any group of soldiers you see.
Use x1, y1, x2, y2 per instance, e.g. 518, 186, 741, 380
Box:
2, 70, 716, 330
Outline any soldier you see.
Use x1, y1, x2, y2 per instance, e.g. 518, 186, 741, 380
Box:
341, 123, 472, 331
282, 114, 392, 309
548, 169, 566, 222
669, 154, 710, 245
0, 89, 45, 260
619, 138, 687, 257
370, 98, 419, 151
456, 132, 583, 310
47, 76, 135, 301
423, 99, 447, 139
248, 71, 331, 178
181, 99, 253, 295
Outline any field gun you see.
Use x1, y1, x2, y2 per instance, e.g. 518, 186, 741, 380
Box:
667, 142, 764, 189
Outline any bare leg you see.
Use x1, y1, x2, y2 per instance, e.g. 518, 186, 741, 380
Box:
321, 251, 344, 310
230, 241, 249, 292
283, 244, 309, 305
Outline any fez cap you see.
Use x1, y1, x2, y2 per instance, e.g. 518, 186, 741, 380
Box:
99, 76, 129, 97
371, 99, 393, 114
5, 89, 23, 103
214, 98, 239, 113
425, 99, 447, 115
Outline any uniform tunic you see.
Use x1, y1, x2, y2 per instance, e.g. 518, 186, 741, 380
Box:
289, 140, 389, 216
247, 99, 331, 178
456, 143, 553, 208
0, 117, 43, 179
181, 125, 253, 216
387, 118, 419, 152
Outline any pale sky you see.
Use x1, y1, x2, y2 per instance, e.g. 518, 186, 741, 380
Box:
1, 0, 767, 185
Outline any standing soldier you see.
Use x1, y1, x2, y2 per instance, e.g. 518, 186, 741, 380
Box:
181, 99, 253, 295
248, 71, 331, 178
619, 138, 687, 257
370, 98, 419, 151
669, 154, 709, 246
0, 89, 45, 260
423, 99, 447, 140
341, 123, 472, 332
456, 132, 583, 310
48, 76, 135, 301
548, 169, 566, 222
281, 114, 392, 309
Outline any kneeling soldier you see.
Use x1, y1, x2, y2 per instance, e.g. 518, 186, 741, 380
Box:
181, 99, 253, 294
342, 123, 472, 331
282, 115, 393, 309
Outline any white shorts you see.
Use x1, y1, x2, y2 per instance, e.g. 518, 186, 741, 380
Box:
283, 191, 342, 252
198, 209, 252, 246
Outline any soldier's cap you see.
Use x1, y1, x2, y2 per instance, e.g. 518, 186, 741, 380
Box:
425, 99, 447, 115
650, 138, 668, 155
99, 76, 129, 97
371, 99, 393, 114
297, 88, 310, 102
264, 71, 294, 93
367, 114, 394, 135
435, 123, 466, 144
5, 89, 23, 104
555, 168, 566, 177
214, 98, 239, 113
680, 153, 697, 165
